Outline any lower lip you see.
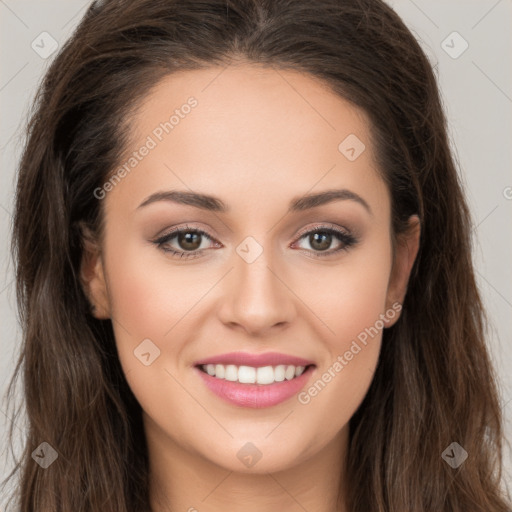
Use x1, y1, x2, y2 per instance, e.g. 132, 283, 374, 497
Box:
195, 365, 316, 408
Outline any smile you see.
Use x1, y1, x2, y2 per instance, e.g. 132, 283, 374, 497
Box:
195, 364, 316, 408
198, 363, 309, 385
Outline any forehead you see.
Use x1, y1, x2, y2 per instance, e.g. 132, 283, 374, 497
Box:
106, 63, 388, 219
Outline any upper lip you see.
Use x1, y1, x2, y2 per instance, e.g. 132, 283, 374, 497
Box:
194, 351, 315, 368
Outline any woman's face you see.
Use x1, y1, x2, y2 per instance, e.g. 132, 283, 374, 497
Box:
83, 62, 419, 474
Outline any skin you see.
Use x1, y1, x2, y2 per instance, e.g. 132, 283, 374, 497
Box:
81, 61, 420, 512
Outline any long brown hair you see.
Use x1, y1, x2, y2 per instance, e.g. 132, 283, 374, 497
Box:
3, 0, 510, 510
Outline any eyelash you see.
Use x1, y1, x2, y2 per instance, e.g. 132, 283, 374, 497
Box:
152, 223, 358, 260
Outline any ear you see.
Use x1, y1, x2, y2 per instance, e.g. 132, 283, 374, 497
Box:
384, 215, 421, 327
79, 222, 111, 319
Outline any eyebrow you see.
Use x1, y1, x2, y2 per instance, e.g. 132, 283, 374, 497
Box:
137, 188, 373, 216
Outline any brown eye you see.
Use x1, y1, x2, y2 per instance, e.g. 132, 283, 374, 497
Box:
293, 225, 358, 258
177, 231, 203, 251
308, 232, 333, 251
153, 226, 217, 259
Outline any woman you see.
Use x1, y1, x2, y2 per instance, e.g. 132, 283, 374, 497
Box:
2, 0, 510, 510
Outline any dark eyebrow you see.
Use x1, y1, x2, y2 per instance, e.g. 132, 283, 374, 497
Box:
137, 188, 372, 216
290, 189, 372, 216
138, 190, 226, 212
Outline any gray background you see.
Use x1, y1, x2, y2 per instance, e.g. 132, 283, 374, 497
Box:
1, 0, 511, 505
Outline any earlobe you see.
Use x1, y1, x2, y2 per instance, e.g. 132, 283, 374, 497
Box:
79, 223, 111, 320
384, 215, 421, 327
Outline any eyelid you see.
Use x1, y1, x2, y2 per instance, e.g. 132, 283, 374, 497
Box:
153, 223, 351, 244
290, 223, 358, 257
152, 224, 219, 245
152, 221, 358, 259
293, 222, 352, 240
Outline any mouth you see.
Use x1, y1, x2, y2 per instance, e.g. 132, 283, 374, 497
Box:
196, 363, 315, 385
194, 361, 317, 408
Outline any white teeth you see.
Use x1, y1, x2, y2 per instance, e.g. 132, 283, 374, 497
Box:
215, 364, 225, 379
238, 365, 256, 383
200, 363, 308, 385
256, 366, 274, 385
274, 365, 286, 382
285, 365, 296, 380
225, 364, 238, 381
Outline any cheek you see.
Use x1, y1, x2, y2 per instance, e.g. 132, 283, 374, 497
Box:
312, 234, 393, 352
104, 235, 209, 337
295, 236, 391, 428
101, 234, 195, 382
102, 241, 202, 430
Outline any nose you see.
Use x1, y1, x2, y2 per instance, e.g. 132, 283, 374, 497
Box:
217, 244, 296, 336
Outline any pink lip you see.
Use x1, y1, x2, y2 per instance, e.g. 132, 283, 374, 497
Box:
194, 351, 315, 367
194, 365, 316, 408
